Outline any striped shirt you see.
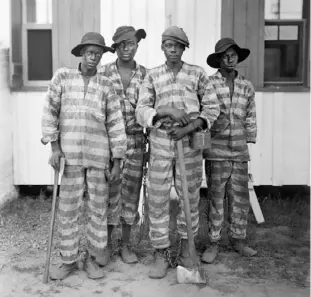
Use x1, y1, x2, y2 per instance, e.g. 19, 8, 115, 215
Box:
41, 65, 127, 169
136, 62, 219, 130
203, 70, 257, 161
98, 60, 147, 134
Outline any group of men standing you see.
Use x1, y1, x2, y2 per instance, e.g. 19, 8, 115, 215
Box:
41, 25, 257, 281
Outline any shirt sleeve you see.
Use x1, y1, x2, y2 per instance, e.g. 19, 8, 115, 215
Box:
41, 69, 62, 145
135, 73, 158, 128
199, 78, 220, 130
105, 81, 127, 159
245, 82, 257, 143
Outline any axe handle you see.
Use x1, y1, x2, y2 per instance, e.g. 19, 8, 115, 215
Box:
43, 159, 63, 283
176, 140, 197, 268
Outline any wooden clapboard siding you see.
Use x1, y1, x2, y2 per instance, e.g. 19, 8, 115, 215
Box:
221, 0, 265, 88
52, 0, 100, 71
99, 0, 166, 69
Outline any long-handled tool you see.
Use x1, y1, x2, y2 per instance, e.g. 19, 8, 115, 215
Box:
43, 158, 65, 284
176, 139, 206, 284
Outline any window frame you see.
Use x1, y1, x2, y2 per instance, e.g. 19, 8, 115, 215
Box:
264, 19, 307, 86
21, 0, 52, 87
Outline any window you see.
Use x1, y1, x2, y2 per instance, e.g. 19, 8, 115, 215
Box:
264, 0, 308, 85
22, 0, 53, 86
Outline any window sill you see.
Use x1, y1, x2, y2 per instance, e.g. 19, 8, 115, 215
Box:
10, 85, 48, 92
256, 85, 310, 93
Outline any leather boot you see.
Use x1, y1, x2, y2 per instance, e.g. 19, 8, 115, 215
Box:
49, 262, 78, 280
149, 249, 169, 279
84, 255, 105, 279
95, 245, 112, 266
201, 242, 219, 264
230, 238, 257, 257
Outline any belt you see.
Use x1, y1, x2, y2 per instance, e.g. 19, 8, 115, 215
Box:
126, 129, 144, 135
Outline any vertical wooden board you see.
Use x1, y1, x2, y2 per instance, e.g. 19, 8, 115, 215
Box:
70, 0, 83, 67
111, 0, 131, 30
165, 0, 175, 27
245, 0, 260, 87
99, 0, 115, 65
144, 0, 166, 68
221, 0, 234, 38
257, 0, 265, 88
129, 0, 148, 67
271, 93, 284, 185
257, 92, 274, 185
52, 0, 59, 73
57, 0, 71, 68
82, 0, 100, 34
11, 0, 23, 63
282, 92, 310, 185
303, 0, 310, 87
233, 0, 247, 76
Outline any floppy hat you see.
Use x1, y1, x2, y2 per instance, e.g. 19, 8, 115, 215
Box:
71, 32, 114, 57
111, 26, 146, 49
162, 26, 189, 48
206, 38, 250, 68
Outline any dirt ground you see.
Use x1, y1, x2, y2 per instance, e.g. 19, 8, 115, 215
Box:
0, 190, 310, 297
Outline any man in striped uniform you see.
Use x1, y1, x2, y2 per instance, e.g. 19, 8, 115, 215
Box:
201, 38, 257, 264
97, 26, 147, 265
136, 26, 219, 279
41, 32, 127, 280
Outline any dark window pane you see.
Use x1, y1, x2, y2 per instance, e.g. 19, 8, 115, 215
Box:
27, 29, 52, 80
264, 41, 301, 81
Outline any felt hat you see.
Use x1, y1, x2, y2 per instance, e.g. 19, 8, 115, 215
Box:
111, 26, 146, 49
71, 32, 114, 57
162, 26, 190, 48
206, 38, 250, 68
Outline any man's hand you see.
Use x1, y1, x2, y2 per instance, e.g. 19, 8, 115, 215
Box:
167, 126, 189, 141
168, 108, 191, 126
109, 159, 121, 182
50, 150, 65, 172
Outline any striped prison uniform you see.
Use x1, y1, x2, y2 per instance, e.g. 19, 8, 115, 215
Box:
98, 61, 147, 226
203, 70, 257, 242
41, 65, 127, 263
136, 62, 220, 249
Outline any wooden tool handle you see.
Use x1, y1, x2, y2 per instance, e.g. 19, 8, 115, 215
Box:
176, 140, 197, 268
43, 158, 63, 283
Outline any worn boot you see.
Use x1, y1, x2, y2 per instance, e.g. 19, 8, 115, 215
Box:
178, 238, 197, 268
49, 262, 78, 280
120, 223, 138, 264
84, 255, 105, 279
95, 245, 112, 266
201, 242, 219, 264
149, 249, 169, 279
230, 238, 257, 257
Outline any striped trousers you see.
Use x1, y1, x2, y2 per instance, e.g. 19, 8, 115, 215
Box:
205, 160, 249, 242
148, 129, 202, 249
108, 134, 144, 226
58, 165, 108, 264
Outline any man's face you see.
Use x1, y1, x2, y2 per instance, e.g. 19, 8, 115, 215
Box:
219, 47, 238, 71
115, 37, 138, 62
81, 45, 104, 70
161, 40, 185, 64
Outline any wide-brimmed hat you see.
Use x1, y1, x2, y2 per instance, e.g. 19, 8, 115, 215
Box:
206, 38, 250, 68
111, 26, 146, 49
71, 32, 114, 57
162, 26, 189, 48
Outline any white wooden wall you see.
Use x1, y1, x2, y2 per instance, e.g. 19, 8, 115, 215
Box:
12, 91, 310, 186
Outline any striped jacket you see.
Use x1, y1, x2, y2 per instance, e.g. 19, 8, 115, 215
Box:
98, 61, 147, 134
41, 65, 127, 169
203, 70, 257, 161
136, 62, 219, 130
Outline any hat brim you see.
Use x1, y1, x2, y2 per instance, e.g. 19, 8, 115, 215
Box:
206, 44, 250, 69
111, 29, 146, 49
71, 42, 114, 57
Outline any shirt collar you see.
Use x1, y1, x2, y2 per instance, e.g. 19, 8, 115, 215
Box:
78, 63, 98, 76
216, 69, 241, 82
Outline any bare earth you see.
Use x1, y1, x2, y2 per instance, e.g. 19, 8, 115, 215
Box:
0, 194, 309, 297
